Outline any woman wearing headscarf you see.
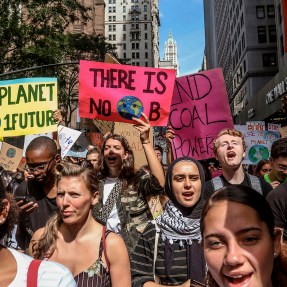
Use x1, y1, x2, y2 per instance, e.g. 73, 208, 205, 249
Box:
131, 157, 206, 287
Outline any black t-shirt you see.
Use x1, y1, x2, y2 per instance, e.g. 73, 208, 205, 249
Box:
267, 183, 287, 241
14, 180, 58, 250
203, 173, 273, 200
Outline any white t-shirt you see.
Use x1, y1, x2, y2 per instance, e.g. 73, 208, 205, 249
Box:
103, 177, 122, 234
8, 248, 76, 287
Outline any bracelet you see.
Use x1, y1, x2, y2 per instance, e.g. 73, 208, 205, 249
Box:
142, 141, 150, 144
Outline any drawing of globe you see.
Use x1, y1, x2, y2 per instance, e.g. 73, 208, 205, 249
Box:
248, 145, 269, 164
117, 96, 144, 120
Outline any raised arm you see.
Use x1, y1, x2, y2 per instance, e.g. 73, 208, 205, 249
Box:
133, 113, 165, 187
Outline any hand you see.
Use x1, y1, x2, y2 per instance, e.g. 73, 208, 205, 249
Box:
17, 201, 38, 214
271, 181, 280, 189
165, 126, 175, 148
53, 109, 63, 125
133, 113, 150, 144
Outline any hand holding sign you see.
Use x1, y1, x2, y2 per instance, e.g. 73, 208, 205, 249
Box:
132, 113, 151, 144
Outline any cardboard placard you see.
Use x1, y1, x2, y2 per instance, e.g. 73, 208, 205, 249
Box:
0, 142, 23, 171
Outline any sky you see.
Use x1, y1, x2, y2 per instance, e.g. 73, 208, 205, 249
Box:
158, 0, 205, 76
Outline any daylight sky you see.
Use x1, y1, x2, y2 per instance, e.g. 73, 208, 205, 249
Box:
159, 0, 205, 76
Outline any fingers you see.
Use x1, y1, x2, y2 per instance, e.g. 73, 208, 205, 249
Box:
18, 201, 38, 213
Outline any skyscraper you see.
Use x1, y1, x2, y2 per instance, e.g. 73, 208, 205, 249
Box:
159, 31, 179, 76
104, 0, 160, 67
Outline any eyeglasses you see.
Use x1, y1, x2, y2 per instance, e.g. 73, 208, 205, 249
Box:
275, 163, 287, 172
24, 156, 55, 173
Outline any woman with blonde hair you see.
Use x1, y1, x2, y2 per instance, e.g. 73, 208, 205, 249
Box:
30, 162, 131, 287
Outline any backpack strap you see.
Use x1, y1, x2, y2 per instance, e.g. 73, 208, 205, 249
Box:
153, 223, 160, 283
211, 176, 224, 192
247, 174, 262, 194
27, 259, 42, 287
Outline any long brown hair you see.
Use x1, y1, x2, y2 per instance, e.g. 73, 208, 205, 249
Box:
32, 162, 99, 259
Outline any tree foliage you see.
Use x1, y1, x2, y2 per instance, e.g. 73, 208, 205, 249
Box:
0, 0, 119, 126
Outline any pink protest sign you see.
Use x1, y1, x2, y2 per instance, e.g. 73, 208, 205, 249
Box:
169, 68, 234, 160
79, 60, 176, 126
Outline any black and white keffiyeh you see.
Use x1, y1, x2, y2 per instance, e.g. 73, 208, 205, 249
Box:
155, 201, 201, 246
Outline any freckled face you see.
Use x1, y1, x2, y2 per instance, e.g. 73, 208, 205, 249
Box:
56, 176, 98, 225
203, 201, 280, 287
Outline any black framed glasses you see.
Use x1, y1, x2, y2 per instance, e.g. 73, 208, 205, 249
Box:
24, 155, 55, 173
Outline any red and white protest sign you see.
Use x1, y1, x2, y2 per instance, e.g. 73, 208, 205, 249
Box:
169, 68, 234, 160
79, 60, 176, 126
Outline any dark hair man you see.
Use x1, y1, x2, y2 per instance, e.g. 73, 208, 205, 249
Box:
14, 136, 60, 250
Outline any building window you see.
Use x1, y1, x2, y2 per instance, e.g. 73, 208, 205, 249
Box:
280, 35, 284, 56
108, 25, 112, 31
123, 15, 126, 21
108, 34, 112, 41
256, 6, 265, 19
113, 25, 116, 31
268, 25, 277, 43
257, 26, 267, 43
267, 5, 275, 18
145, 52, 148, 58
123, 43, 126, 50
123, 24, 126, 31
123, 53, 126, 59
145, 62, 148, 67
123, 34, 126, 40
108, 16, 112, 21
262, 53, 277, 67
145, 33, 148, 40
144, 5, 147, 12
113, 34, 116, 41
123, 6, 126, 13
145, 42, 148, 49
113, 16, 116, 21
144, 14, 147, 20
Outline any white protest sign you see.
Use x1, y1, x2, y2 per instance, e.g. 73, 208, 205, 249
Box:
58, 126, 82, 158
23, 133, 53, 156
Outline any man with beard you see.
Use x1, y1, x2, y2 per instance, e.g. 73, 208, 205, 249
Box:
203, 129, 272, 200
14, 136, 60, 251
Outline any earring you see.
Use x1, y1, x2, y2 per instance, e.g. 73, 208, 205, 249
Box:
274, 252, 277, 257
0, 219, 4, 225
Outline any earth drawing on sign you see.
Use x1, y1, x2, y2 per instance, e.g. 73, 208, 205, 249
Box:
117, 96, 144, 120
248, 144, 269, 164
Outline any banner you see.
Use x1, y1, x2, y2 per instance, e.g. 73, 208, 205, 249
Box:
79, 60, 176, 126
0, 142, 23, 171
246, 121, 265, 131
169, 68, 234, 160
58, 126, 82, 159
0, 78, 58, 137
114, 122, 153, 169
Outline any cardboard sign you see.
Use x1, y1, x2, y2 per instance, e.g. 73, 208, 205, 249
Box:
169, 68, 234, 160
147, 196, 163, 219
279, 126, 287, 138
114, 122, 153, 169
93, 119, 114, 135
0, 142, 23, 171
0, 78, 58, 137
58, 126, 82, 159
79, 60, 176, 126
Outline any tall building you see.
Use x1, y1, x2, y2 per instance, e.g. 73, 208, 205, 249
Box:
67, 0, 105, 35
104, 0, 160, 67
204, 0, 278, 124
159, 31, 180, 76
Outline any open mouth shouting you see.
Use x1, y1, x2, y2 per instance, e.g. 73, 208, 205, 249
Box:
224, 273, 252, 287
226, 151, 236, 160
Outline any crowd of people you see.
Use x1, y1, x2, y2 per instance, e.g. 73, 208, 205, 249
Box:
0, 115, 287, 286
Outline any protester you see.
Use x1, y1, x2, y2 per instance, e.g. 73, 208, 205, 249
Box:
94, 112, 165, 253
131, 157, 206, 286
203, 129, 272, 199
255, 159, 272, 177
263, 138, 287, 188
14, 136, 61, 250
154, 145, 168, 174
267, 182, 287, 241
0, 176, 76, 286
201, 185, 284, 287
86, 146, 101, 170
30, 162, 131, 287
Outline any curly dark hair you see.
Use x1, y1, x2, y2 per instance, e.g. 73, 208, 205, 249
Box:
0, 194, 19, 241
